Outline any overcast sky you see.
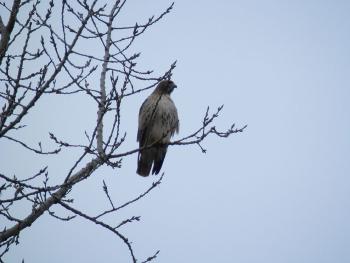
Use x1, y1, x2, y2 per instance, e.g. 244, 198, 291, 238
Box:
2, 0, 350, 262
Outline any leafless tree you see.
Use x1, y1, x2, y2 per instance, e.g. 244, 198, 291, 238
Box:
0, 0, 246, 262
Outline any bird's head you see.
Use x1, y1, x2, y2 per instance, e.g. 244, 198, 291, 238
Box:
154, 80, 177, 95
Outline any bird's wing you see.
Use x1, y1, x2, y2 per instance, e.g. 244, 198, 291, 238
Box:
137, 98, 148, 143
165, 96, 179, 138
137, 96, 159, 147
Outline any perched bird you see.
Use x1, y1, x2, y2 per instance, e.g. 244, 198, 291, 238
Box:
137, 80, 179, 176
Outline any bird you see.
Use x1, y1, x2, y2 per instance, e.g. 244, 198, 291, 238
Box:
137, 80, 179, 176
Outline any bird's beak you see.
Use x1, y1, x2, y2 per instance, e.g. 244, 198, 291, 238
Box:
169, 83, 177, 93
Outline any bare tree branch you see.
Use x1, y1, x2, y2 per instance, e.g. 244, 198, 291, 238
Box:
96, 1, 120, 155
0, 1, 246, 261
0, 158, 101, 242
0, 0, 21, 64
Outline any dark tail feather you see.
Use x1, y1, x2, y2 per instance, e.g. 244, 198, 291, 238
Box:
137, 149, 153, 177
152, 145, 168, 175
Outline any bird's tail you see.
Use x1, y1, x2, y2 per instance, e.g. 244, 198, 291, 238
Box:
137, 149, 153, 177
152, 145, 167, 175
137, 145, 168, 176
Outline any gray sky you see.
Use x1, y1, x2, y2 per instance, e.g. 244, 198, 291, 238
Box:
2, 0, 350, 262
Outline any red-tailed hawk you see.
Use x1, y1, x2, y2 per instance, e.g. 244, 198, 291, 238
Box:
137, 80, 179, 176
